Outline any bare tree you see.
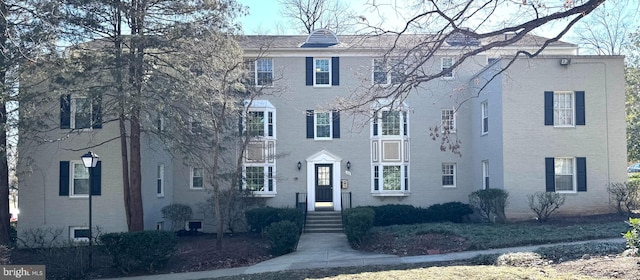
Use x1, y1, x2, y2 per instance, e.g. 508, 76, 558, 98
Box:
279, 0, 357, 34
572, 0, 639, 55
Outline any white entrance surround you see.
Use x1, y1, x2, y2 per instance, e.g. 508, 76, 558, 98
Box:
306, 150, 342, 211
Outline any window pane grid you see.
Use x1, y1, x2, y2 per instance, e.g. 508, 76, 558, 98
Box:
247, 111, 265, 137
256, 59, 273, 86
246, 166, 264, 191
554, 158, 574, 191
315, 59, 330, 85
441, 109, 455, 131
73, 163, 89, 195
382, 111, 400, 135
442, 57, 454, 77
192, 168, 203, 189
382, 166, 401, 190
442, 163, 455, 186
554, 92, 574, 126
373, 59, 387, 84
315, 112, 331, 138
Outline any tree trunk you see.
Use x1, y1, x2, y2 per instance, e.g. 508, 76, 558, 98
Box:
0, 0, 11, 245
213, 103, 226, 249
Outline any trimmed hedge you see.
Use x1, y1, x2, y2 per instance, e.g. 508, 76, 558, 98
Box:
343, 207, 375, 246
367, 202, 473, 226
100, 230, 177, 273
245, 207, 304, 234
265, 220, 300, 256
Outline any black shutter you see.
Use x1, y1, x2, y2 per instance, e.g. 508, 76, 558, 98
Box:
544, 91, 553, 126
577, 157, 587, 192
332, 110, 340, 138
91, 161, 102, 195
306, 110, 314, 138
305, 57, 313, 86
59, 161, 70, 196
92, 95, 103, 129
60, 95, 71, 129
545, 157, 555, 192
331, 57, 339, 86
575, 91, 585, 125
373, 117, 378, 136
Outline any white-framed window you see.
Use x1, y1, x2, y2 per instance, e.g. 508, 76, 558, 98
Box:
554, 91, 574, 127
481, 101, 488, 135
441, 57, 454, 78
71, 97, 92, 129
372, 164, 409, 192
441, 109, 456, 132
373, 58, 405, 85
245, 58, 273, 86
190, 167, 204, 189
244, 100, 276, 139
442, 163, 456, 187
247, 111, 265, 137
381, 111, 401, 136
554, 157, 575, 192
157, 164, 164, 197
190, 113, 203, 134
156, 222, 164, 231
315, 111, 332, 139
70, 226, 90, 242
482, 160, 489, 189
314, 58, 331, 86
71, 162, 90, 197
243, 165, 275, 193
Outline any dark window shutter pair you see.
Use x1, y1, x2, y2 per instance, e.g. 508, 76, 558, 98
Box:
59, 161, 102, 196
305, 110, 340, 138
305, 57, 340, 86
544, 91, 585, 126
59, 94, 103, 129
544, 157, 586, 192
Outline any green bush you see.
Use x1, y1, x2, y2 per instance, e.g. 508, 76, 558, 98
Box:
246, 207, 280, 233
343, 207, 375, 246
161, 203, 193, 232
469, 188, 509, 223
265, 220, 300, 256
99, 230, 177, 273
425, 202, 473, 223
623, 217, 640, 256
245, 207, 304, 234
276, 208, 304, 233
370, 204, 420, 226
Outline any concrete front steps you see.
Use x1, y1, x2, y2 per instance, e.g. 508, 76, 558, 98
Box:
305, 210, 343, 233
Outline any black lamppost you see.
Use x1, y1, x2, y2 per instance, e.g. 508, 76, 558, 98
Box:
81, 151, 99, 269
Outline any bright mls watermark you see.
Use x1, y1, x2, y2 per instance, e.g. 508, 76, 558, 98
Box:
0, 266, 45, 280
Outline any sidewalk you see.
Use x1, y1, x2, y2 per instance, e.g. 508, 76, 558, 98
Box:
103, 233, 625, 280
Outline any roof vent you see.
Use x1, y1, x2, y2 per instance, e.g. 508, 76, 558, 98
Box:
301, 29, 339, 48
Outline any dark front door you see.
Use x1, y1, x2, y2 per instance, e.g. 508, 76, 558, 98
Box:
315, 164, 333, 202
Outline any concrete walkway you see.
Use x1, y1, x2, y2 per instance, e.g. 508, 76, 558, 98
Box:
103, 233, 625, 280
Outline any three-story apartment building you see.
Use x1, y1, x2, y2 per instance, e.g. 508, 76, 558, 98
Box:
17, 29, 626, 241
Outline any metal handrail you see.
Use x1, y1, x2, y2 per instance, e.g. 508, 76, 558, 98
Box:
295, 192, 308, 233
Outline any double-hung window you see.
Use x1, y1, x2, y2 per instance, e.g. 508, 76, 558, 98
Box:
306, 110, 340, 139
554, 92, 574, 126
545, 157, 587, 193
60, 94, 102, 129
373, 58, 405, 85
72, 162, 90, 196
245, 58, 273, 86
442, 163, 456, 187
441, 109, 456, 132
481, 101, 488, 134
545, 91, 585, 127
191, 167, 203, 189
314, 58, 331, 86
59, 161, 101, 197
441, 57, 454, 78
315, 112, 332, 139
